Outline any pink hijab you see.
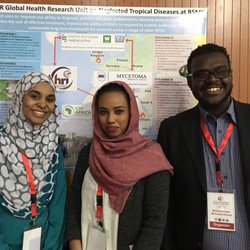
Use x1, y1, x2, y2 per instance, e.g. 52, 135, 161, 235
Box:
89, 81, 172, 213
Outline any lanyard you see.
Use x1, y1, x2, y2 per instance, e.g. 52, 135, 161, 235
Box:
20, 152, 37, 221
200, 116, 234, 187
96, 184, 103, 227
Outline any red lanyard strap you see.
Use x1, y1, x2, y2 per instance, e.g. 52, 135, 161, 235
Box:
96, 184, 103, 220
20, 152, 37, 219
200, 116, 234, 187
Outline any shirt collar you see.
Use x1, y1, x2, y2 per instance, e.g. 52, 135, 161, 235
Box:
199, 98, 237, 124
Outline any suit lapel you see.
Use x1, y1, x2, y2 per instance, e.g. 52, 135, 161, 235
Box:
181, 106, 207, 191
234, 101, 250, 182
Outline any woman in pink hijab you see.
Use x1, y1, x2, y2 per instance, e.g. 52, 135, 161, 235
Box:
65, 81, 172, 250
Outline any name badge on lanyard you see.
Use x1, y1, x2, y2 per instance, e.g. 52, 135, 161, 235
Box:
20, 152, 42, 250
200, 116, 236, 231
207, 191, 235, 231
23, 225, 42, 250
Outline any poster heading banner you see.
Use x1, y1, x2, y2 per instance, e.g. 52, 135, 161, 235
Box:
0, 4, 206, 16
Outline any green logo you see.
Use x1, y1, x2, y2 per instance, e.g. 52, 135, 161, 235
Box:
62, 105, 75, 117
103, 35, 111, 43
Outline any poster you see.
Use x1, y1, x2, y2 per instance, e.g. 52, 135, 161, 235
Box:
0, 4, 206, 167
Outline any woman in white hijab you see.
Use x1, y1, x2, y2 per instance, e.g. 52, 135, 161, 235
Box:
0, 72, 66, 250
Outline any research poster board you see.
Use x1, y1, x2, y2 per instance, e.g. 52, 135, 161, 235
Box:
0, 4, 207, 142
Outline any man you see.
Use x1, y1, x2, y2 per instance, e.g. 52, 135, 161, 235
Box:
158, 43, 250, 250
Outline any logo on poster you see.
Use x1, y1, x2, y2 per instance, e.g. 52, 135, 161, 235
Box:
51, 67, 73, 90
97, 72, 108, 82
62, 105, 75, 117
115, 35, 126, 43
103, 35, 111, 43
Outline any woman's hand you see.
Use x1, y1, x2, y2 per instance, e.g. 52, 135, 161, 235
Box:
69, 239, 82, 250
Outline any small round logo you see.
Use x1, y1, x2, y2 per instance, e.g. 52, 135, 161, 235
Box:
62, 105, 75, 117
218, 196, 223, 201
51, 67, 73, 90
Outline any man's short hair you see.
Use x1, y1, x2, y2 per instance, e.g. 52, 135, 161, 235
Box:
187, 43, 231, 74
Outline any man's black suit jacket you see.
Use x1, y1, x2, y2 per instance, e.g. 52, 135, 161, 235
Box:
157, 100, 250, 250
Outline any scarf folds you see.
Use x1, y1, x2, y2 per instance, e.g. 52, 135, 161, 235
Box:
0, 72, 59, 218
89, 81, 172, 213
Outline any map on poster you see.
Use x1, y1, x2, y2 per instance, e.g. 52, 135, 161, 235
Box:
0, 4, 207, 139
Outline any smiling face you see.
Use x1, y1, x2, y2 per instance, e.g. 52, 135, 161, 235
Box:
22, 82, 56, 125
188, 52, 233, 117
97, 91, 130, 139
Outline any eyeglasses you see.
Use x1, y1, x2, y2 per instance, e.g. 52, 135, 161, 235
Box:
188, 65, 231, 81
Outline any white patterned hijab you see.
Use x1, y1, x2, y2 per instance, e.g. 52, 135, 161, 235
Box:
0, 72, 59, 217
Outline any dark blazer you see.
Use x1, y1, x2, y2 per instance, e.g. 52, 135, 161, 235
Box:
157, 100, 250, 250
65, 143, 170, 250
